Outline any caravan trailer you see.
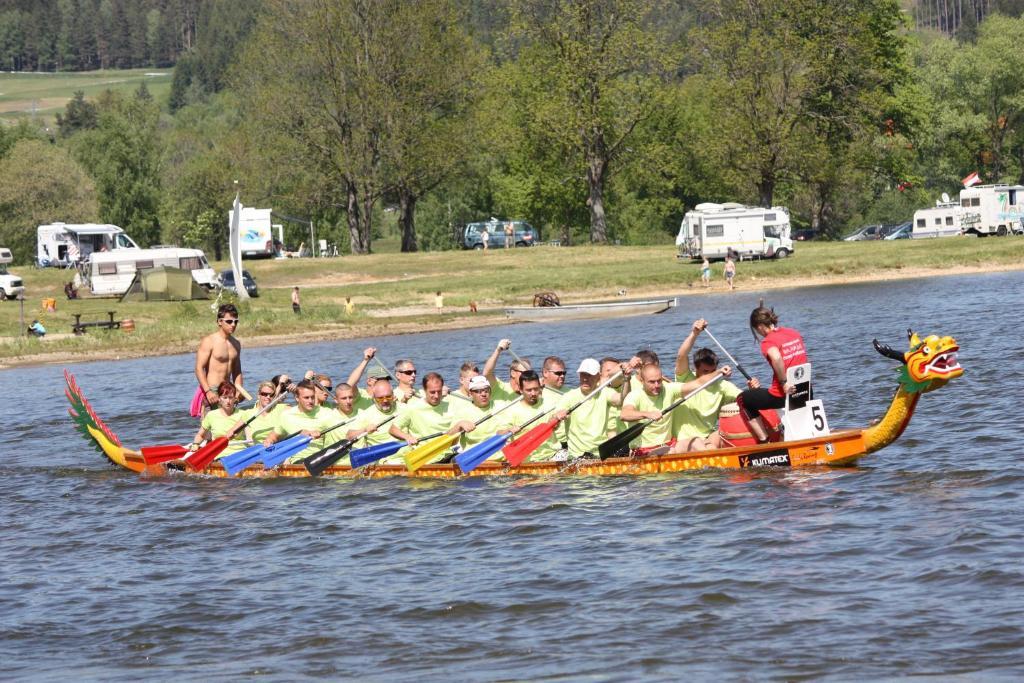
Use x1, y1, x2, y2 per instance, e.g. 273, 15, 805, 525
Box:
84, 248, 217, 296
957, 184, 1024, 236
37, 223, 139, 267
0, 247, 25, 300
912, 194, 971, 239
676, 203, 794, 260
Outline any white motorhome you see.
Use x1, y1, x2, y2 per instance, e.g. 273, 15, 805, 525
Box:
228, 207, 283, 258
37, 223, 139, 267
912, 194, 971, 239
83, 247, 217, 296
957, 184, 1024, 236
676, 203, 794, 260
0, 247, 25, 300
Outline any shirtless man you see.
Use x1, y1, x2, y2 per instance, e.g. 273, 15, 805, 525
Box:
194, 304, 244, 415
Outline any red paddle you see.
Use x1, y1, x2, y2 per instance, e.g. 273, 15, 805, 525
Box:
503, 417, 561, 467
141, 444, 189, 465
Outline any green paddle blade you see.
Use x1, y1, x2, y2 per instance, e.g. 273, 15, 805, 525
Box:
597, 422, 646, 460
405, 433, 460, 472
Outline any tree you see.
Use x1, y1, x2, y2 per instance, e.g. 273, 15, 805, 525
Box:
506, 0, 681, 243
0, 139, 99, 263
56, 90, 98, 137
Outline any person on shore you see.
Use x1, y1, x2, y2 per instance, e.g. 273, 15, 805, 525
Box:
724, 254, 736, 290
435, 291, 444, 314
345, 297, 355, 316
483, 338, 530, 401
243, 380, 289, 445
700, 257, 711, 288
670, 319, 753, 453
189, 382, 248, 457
502, 370, 567, 462
504, 221, 514, 248
263, 380, 338, 462
480, 227, 490, 250
291, 287, 301, 315
737, 306, 809, 442
28, 320, 46, 337
393, 359, 420, 403
193, 303, 244, 418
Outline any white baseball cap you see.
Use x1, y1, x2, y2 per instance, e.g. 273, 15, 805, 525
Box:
576, 358, 601, 375
468, 375, 491, 391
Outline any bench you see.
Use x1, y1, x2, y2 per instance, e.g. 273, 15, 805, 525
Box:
72, 311, 121, 335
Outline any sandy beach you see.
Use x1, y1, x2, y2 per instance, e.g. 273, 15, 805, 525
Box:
3, 262, 1016, 370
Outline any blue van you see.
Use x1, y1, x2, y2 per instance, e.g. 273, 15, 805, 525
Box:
463, 220, 539, 249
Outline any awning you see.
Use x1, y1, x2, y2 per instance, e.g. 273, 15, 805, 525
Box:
63, 224, 123, 236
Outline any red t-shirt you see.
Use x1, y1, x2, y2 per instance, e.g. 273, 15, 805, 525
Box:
760, 327, 808, 397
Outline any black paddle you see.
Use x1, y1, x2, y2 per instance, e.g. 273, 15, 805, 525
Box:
598, 372, 725, 460
702, 328, 753, 381
302, 414, 399, 476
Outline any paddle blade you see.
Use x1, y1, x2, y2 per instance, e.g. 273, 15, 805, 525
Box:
261, 436, 313, 469
141, 444, 188, 465
349, 440, 405, 468
185, 436, 229, 471
455, 433, 511, 474
404, 433, 460, 472
598, 422, 646, 460
303, 439, 355, 477
503, 418, 559, 467
220, 441, 269, 476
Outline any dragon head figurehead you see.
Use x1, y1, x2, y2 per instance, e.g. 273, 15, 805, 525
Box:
873, 329, 963, 394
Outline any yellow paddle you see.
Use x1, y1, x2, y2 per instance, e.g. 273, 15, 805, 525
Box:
404, 432, 462, 472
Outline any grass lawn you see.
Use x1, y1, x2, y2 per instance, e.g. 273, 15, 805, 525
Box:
1, 237, 1022, 364
0, 69, 172, 125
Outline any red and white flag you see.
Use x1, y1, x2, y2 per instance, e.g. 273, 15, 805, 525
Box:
962, 171, 981, 188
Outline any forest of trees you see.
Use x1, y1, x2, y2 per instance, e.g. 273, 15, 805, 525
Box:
3, 0, 1024, 262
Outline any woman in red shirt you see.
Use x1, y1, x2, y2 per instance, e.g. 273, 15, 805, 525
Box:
737, 306, 809, 442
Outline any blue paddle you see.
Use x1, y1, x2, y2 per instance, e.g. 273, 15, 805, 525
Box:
260, 415, 360, 470
348, 431, 446, 469
454, 433, 511, 474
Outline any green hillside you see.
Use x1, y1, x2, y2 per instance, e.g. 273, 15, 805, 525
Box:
0, 70, 172, 125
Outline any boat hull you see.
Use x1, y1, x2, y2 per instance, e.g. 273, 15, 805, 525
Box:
505, 298, 677, 322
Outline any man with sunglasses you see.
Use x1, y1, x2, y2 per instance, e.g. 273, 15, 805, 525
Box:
393, 359, 419, 403
193, 303, 244, 417
448, 375, 513, 451
345, 381, 407, 456
541, 356, 567, 397
502, 370, 567, 462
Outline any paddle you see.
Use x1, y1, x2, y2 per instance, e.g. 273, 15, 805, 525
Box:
404, 432, 462, 472
310, 378, 337, 406
702, 328, 753, 381
597, 372, 725, 460
302, 414, 399, 476
503, 371, 625, 467
449, 397, 524, 474
184, 392, 289, 471
348, 431, 444, 468
260, 414, 361, 470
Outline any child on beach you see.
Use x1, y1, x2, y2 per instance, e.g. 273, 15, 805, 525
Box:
700, 257, 711, 288
724, 254, 736, 290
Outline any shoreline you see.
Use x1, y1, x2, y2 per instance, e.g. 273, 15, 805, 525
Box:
4, 262, 1019, 370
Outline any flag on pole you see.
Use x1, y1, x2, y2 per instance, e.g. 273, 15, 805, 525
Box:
962, 171, 981, 188
229, 191, 250, 300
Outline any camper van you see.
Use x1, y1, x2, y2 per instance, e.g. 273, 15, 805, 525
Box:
0, 247, 25, 300
913, 194, 971, 239
83, 247, 217, 296
676, 203, 794, 260
957, 184, 1024, 236
37, 223, 139, 267
229, 207, 282, 258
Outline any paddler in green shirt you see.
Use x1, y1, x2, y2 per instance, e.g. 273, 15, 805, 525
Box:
322, 382, 362, 446
242, 379, 289, 445
449, 375, 512, 451
345, 381, 405, 451
189, 382, 249, 457
264, 380, 340, 462
559, 358, 636, 459
388, 372, 462, 464
671, 318, 754, 453
345, 346, 391, 412
482, 338, 529, 402
502, 370, 567, 462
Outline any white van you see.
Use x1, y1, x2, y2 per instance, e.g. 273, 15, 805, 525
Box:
229, 207, 282, 258
37, 223, 139, 267
676, 203, 794, 260
0, 247, 25, 300
84, 247, 217, 296
957, 184, 1024, 236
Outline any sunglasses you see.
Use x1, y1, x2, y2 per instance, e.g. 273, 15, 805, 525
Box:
547, 370, 567, 376
397, 369, 417, 375
219, 318, 239, 325
374, 395, 395, 402
258, 391, 274, 397
321, 386, 333, 392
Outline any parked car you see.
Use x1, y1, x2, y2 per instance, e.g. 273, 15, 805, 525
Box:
884, 221, 913, 240
463, 220, 539, 249
219, 269, 259, 297
0, 247, 25, 301
843, 223, 901, 241
792, 228, 817, 241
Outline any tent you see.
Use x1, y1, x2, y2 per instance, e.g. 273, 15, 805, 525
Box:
120, 266, 209, 302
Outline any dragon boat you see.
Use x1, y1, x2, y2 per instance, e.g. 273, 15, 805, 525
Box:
64, 331, 962, 479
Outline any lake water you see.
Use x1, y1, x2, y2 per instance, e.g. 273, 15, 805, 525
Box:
3, 271, 1023, 680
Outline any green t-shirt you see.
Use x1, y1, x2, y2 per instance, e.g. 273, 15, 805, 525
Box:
449, 398, 512, 450
394, 399, 453, 439
240, 403, 286, 445
322, 406, 361, 446
490, 377, 519, 402
351, 403, 404, 449
201, 407, 248, 456
623, 383, 684, 448
504, 396, 560, 461
559, 387, 617, 456
273, 405, 341, 462
672, 370, 741, 440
